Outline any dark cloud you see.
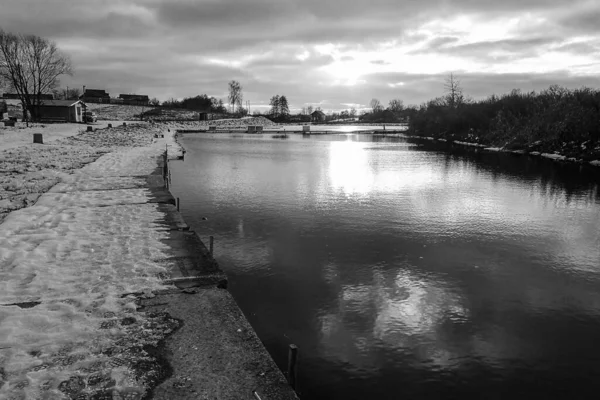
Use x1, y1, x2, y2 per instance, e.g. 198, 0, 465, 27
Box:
410, 36, 561, 61
1, 0, 598, 110
424, 36, 461, 50
556, 5, 600, 33
553, 42, 600, 55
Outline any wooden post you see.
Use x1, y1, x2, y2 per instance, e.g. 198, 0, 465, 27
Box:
176, 197, 180, 212
33, 133, 43, 144
252, 391, 263, 400
287, 344, 298, 390
123, 122, 127, 126
108, 123, 112, 128
86, 126, 93, 132
209, 235, 214, 256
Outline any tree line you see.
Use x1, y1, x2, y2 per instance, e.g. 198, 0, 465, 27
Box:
406, 74, 600, 158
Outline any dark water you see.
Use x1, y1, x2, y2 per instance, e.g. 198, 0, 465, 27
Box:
169, 134, 600, 399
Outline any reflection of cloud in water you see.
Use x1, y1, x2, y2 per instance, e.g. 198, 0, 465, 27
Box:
317, 266, 468, 369
372, 269, 467, 340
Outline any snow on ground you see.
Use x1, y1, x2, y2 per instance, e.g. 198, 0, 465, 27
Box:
0, 126, 182, 398
0, 121, 130, 151
162, 115, 277, 130
0, 124, 158, 224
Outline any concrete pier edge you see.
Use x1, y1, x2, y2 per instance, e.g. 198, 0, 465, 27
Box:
148, 131, 299, 399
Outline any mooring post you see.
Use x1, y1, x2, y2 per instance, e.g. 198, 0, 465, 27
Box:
252, 390, 263, 400
86, 126, 93, 132
209, 235, 214, 256
33, 133, 43, 144
287, 344, 298, 390
108, 123, 112, 128
176, 197, 180, 212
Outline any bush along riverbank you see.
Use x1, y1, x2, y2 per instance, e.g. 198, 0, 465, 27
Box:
406, 85, 600, 165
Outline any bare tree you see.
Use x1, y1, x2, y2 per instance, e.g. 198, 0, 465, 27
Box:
388, 98, 404, 113
269, 95, 280, 117
0, 29, 73, 122
444, 72, 464, 109
52, 87, 80, 100
228, 80, 243, 113
370, 98, 383, 112
279, 95, 289, 116
307, 105, 314, 114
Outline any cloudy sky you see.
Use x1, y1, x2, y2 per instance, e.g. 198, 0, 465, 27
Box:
1, 0, 599, 112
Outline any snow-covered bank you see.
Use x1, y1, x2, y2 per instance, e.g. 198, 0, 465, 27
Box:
0, 129, 183, 398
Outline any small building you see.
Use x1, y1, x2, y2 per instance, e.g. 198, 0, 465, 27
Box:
80, 89, 110, 103
119, 94, 149, 106
38, 100, 85, 123
311, 110, 326, 122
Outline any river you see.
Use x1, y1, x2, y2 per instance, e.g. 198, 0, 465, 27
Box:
169, 132, 600, 399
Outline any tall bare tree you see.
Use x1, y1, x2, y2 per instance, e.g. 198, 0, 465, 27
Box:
227, 80, 243, 113
388, 98, 404, 113
0, 29, 73, 122
269, 95, 280, 117
444, 72, 464, 109
279, 95, 289, 116
370, 98, 383, 112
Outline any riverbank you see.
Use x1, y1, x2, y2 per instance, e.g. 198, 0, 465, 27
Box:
0, 124, 297, 399
399, 132, 600, 167
405, 85, 600, 166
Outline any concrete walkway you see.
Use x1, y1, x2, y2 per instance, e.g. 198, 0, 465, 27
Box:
0, 131, 297, 399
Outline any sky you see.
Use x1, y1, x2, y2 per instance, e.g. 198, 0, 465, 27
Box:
1, 0, 599, 112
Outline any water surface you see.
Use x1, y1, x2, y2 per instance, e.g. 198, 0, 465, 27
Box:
169, 133, 600, 399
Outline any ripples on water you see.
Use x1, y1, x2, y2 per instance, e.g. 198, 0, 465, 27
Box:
170, 133, 600, 399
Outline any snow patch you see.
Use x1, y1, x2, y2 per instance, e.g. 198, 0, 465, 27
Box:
540, 153, 566, 161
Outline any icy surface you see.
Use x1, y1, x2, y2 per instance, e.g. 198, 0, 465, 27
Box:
0, 127, 183, 398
